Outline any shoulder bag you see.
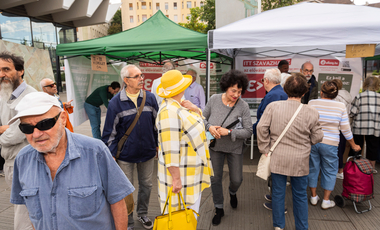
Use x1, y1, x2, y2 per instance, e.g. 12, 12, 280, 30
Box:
116, 90, 146, 215
153, 189, 198, 230
209, 98, 239, 148
256, 104, 303, 180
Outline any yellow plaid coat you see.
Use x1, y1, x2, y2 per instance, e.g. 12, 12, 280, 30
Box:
156, 98, 213, 212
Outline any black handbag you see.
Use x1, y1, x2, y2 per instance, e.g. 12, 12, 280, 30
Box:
209, 98, 239, 148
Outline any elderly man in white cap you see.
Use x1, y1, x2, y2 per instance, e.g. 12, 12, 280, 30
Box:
9, 92, 134, 230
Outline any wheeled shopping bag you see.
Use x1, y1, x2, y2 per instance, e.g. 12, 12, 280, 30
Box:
334, 154, 374, 214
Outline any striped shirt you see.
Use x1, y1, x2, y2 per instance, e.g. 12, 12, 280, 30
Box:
350, 90, 380, 137
156, 98, 213, 212
309, 99, 353, 146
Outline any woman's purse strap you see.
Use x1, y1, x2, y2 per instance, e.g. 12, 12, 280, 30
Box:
220, 98, 240, 127
268, 104, 303, 156
163, 189, 191, 230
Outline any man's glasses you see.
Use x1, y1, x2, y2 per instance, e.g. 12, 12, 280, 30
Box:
126, 74, 145, 79
43, 83, 56, 88
303, 69, 314, 73
19, 112, 61, 134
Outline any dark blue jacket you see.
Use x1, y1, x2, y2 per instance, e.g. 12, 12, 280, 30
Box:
102, 88, 158, 163
252, 85, 288, 135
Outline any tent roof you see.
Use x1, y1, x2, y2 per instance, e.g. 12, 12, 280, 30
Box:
209, 2, 380, 57
57, 10, 221, 62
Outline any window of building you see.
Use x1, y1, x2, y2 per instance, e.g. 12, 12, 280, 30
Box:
130, 16, 134, 23
200, 1, 204, 7
0, 13, 32, 46
142, 2, 146, 9
194, 1, 196, 7
174, 15, 178, 22
142, 14, 147, 22
166, 15, 169, 18
129, 3, 133, 10
173, 2, 177, 10
182, 14, 184, 21
156, 3, 160, 10
187, 14, 191, 20
149, 2, 151, 9
165, 2, 169, 10
138, 15, 140, 22
137, 2, 139, 9
187, 1, 191, 8
182, 1, 184, 9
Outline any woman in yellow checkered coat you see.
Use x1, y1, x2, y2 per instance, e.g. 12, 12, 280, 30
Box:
155, 70, 213, 217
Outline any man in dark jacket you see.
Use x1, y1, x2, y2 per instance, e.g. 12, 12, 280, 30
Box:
102, 64, 158, 230
300, 62, 318, 104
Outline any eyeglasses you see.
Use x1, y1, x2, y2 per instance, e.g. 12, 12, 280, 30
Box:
126, 74, 145, 79
303, 69, 314, 73
19, 112, 61, 134
43, 83, 56, 88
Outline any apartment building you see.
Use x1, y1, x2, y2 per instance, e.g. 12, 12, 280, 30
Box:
77, 24, 110, 41
121, 0, 205, 30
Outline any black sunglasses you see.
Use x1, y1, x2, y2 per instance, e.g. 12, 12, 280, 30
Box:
19, 112, 61, 134
43, 83, 56, 88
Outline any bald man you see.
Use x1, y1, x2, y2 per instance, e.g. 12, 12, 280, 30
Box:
40, 78, 74, 132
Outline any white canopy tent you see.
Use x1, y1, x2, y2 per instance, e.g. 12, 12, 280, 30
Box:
208, 2, 380, 58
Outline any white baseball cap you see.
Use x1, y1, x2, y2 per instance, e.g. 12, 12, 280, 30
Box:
8, 92, 62, 125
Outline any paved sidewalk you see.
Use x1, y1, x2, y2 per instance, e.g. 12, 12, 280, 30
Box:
0, 93, 379, 229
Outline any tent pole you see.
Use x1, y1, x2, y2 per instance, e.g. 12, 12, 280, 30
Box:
206, 48, 210, 102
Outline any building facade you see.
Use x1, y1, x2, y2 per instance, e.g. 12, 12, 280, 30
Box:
121, 0, 205, 30
77, 23, 110, 41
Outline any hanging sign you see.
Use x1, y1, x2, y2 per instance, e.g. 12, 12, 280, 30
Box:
346, 44, 376, 58
91, 55, 108, 72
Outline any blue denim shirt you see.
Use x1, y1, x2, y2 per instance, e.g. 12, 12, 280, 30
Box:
11, 129, 135, 230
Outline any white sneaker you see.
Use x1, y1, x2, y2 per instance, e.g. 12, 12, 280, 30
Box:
274, 227, 284, 230
336, 172, 344, 179
321, 200, 336, 210
310, 195, 320, 206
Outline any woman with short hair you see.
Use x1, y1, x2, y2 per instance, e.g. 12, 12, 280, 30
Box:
350, 76, 380, 171
308, 80, 361, 210
203, 69, 252, 226
257, 73, 323, 230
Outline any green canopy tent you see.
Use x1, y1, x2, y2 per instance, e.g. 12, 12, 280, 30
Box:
56, 10, 231, 98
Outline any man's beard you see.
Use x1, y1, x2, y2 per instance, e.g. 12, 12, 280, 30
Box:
0, 82, 13, 100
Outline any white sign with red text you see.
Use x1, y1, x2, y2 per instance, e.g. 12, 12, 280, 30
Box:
236, 55, 362, 113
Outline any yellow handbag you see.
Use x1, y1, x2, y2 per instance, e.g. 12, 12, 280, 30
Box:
153, 189, 199, 230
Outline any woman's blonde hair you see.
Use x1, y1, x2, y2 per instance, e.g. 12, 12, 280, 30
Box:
363, 76, 380, 92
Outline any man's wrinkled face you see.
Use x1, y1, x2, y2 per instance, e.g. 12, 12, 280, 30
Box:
301, 63, 314, 80
42, 79, 58, 96
124, 67, 144, 91
20, 107, 66, 154
0, 59, 23, 97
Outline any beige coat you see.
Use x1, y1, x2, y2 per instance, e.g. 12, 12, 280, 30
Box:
257, 100, 323, 177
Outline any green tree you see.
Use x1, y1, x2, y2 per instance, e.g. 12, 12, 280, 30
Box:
199, 0, 215, 32
179, 7, 206, 33
262, 0, 301, 11
108, 9, 122, 35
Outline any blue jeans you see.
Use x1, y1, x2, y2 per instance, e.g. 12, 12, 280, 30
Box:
117, 158, 154, 227
272, 173, 308, 230
308, 143, 338, 191
84, 102, 101, 139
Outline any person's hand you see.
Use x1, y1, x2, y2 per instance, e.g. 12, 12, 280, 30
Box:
217, 127, 229, 137
65, 100, 73, 109
352, 144, 361, 153
209, 126, 221, 139
156, 147, 159, 158
181, 100, 199, 114
0, 125, 9, 134
171, 179, 182, 194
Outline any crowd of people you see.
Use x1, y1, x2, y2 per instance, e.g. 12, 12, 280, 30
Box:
1, 51, 380, 230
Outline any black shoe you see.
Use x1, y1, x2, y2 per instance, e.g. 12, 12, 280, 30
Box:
212, 208, 224, 226
264, 194, 272, 202
230, 194, 238, 208
263, 202, 287, 214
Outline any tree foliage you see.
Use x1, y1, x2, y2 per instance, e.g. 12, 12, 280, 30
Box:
108, 9, 122, 35
179, 7, 206, 33
178, 0, 215, 34
262, 0, 301, 11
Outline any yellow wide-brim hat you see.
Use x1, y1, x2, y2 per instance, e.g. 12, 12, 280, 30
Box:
157, 70, 192, 98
